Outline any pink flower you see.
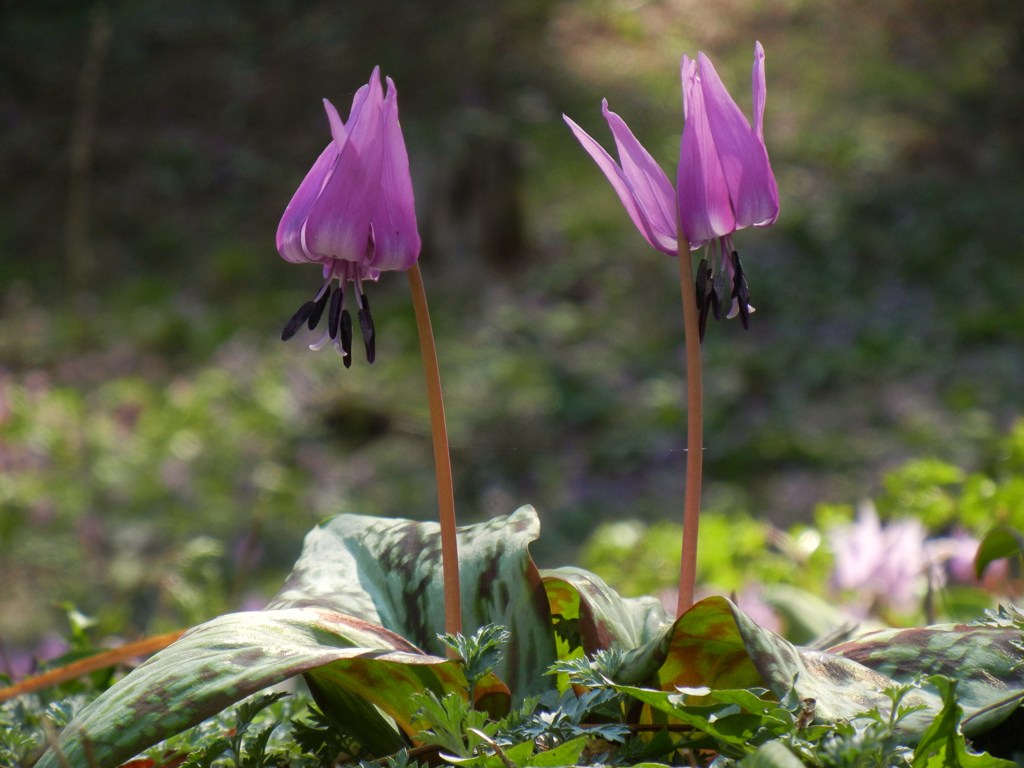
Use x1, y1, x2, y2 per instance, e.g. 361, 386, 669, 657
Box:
564, 43, 778, 339
276, 67, 420, 365
681, 42, 778, 336
829, 503, 929, 614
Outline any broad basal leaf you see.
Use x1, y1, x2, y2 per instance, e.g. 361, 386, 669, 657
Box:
827, 623, 1024, 736
652, 598, 1010, 739
268, 505, 558, 698
37, 508, 560, 767
538, 590, 1023, 744
541, 566, 673, 682
35, 608, 463, 768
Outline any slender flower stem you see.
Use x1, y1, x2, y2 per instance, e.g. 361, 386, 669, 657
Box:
407, 263, 462, 648
676, 249, 704, 616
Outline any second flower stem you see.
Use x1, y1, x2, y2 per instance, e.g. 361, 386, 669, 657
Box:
407, 263, 462, 650
676, 251, 704, 617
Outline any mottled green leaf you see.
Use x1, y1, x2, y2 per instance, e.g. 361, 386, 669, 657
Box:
649, 596, 767, 692
828, 624, 1024, 736
660, 598, 1023, 741
567, 595, 1023, 744
38, 508, 559, 768
269, 506, 557, 699
541, 567, 673, 682
35, 608, 464, 768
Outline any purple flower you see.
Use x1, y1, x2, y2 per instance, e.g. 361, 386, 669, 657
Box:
681, 42, 778, 335
276, 67, 420, 365
564, 43, 778, 338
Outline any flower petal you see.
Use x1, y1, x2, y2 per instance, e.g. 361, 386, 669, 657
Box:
276, 141, 338, 265
601, 101, 678, 252
693, 50, 778, 231
677, 55, 735, 247
747, 41, 779, 228
305, 71, 386, 265
367, 76, 421, 272
752, 41, 767, 143
563, 111, 676, 254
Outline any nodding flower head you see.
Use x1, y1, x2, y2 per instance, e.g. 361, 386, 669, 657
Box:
679, 42, 778, 339
564, 42, 778, 341
276, 67, 420, 366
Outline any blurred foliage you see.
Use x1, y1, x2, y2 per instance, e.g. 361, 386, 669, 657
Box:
2, 0, 1024, 647
873, 420, 1024, 532
578, 423, 1024, 634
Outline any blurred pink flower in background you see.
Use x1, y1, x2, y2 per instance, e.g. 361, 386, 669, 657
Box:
829, 502, 929, 614
0, 634, 68, 680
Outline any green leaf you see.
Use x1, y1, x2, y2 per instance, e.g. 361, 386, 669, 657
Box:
35, 608, 464, 768
911, 676, 1015, 767
38, 508, 560, 767
610, 685, 784, 755
739, 741, 808, 768
653, 598, 1024, 742
974, 525, 1024, 579
650, 596, 772, 693
541, 567, 674, 682
270, 505, 558, 699
525, 734, 590, 766
569, 595, 1024, 745
440, 739, 535, 768
828, 624, 1024, 736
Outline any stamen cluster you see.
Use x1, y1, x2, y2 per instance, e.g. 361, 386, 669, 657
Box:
696, 249, 752, 343
281, 275, 375, 366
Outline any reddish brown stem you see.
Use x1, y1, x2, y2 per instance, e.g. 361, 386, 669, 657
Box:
675, 250, 704, 616
407, 263, 462, 648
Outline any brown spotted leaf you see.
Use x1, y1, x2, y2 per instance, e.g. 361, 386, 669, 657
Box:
267, 505, 557, 699
536, 587, 1024, 742
541, 566, 670, 676
827, 623, 1024, 736
653, 598, 1022, 739
35, 608, 464, 768
37, 508, 558, 768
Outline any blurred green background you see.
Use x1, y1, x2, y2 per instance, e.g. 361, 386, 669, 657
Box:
2, 0, 1024, 649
